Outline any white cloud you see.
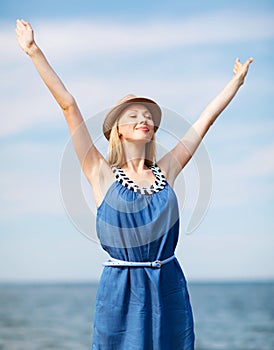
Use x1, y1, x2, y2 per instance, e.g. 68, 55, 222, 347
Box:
40, 12, 273, 59
177, 232, 274, 281
231, 143, 274, 179
4, 10, 274, 62
2, 9, 273, 136
3, 71, 271, 137
210, 141, 274, 207
0, 68, 224, 136
209, 119, 274, 142
1, 142, 64, 215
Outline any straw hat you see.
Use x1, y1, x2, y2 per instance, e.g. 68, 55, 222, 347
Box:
103, 94, 162, 140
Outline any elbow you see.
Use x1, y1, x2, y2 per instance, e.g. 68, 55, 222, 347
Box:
61, 94, 77, 111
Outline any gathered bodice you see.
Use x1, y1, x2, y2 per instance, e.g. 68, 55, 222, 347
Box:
96, 165, 180, 263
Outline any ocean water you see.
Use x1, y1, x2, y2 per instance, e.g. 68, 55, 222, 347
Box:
0, 281, 273, 350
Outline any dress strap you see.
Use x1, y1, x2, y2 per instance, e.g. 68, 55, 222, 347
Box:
103, 255, 176, 268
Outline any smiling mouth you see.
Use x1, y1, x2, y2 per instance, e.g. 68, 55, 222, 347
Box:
136, 127, 149, 131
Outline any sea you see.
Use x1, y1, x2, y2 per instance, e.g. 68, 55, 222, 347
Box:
0, 281, 273, 350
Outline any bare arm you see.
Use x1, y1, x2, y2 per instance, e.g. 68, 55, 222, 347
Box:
16, 19, 114, 204
158, 57, 254, 185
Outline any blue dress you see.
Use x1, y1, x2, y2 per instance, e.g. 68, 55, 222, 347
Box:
92, 165, 195, 350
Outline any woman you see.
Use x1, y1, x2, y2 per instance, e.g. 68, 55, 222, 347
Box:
16, 19, 253, 350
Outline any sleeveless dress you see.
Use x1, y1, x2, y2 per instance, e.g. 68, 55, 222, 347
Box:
92, 164, 195, 350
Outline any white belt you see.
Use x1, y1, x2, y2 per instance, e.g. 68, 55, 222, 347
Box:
103, 255, 176, 268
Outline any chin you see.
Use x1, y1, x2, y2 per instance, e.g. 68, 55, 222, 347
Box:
123, 132, 154, 144
125, 137, 152, 145
137, 134, 153, 142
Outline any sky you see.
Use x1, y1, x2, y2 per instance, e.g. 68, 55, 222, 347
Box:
1, 0, 274, 282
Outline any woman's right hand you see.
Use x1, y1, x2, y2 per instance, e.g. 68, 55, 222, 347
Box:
15, 19, 36, 55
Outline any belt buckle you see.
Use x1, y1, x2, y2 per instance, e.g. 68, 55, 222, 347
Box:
154, 260, 162, 268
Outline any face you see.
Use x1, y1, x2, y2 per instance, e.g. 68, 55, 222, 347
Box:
117, 104, 155, 143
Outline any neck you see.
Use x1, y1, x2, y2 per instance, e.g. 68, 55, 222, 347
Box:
121, 140, 148, 171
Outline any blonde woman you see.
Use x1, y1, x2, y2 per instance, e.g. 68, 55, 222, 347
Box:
16, 19, 253, 350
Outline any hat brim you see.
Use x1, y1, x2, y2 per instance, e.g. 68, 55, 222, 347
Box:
103, 97, 162, 140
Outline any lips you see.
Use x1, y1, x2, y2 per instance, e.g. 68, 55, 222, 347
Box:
136, 126, 149, 131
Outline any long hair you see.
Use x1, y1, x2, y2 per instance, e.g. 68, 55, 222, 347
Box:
107, 118, 156, 168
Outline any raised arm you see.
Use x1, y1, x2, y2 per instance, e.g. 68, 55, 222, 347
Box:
16, 19, 114, 205
158, 57, 254, 185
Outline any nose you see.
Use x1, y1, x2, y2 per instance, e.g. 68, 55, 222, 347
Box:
138, 113, 151, 124
139, 116, 147, 124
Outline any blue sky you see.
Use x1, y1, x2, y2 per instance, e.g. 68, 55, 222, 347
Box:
1, 0, 274, 282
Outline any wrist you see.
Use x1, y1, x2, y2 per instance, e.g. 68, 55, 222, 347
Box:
26, 42, 39, 57
232, 74, 244, 87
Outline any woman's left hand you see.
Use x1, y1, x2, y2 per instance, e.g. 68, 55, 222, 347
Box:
233, 57, 254, 84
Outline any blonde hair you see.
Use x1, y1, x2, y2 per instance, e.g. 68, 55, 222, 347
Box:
107, 118, 156, 168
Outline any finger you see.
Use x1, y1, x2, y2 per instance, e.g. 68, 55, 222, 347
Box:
27, 22, 33, 30
248, 57, 254, 64
233, 57, 241, 74
22, 20, 33, 31
20, 19, 29, 25
15, 26, 23, 35
21, 19, 32, 30
244, 57, 254, 68
16, 19, 25, 29
234, 59, 241, 71
17, 19, 29, 30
